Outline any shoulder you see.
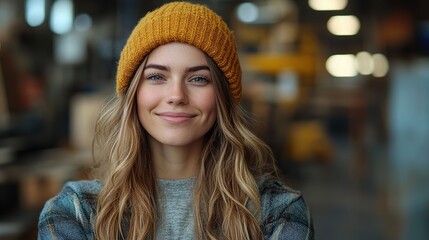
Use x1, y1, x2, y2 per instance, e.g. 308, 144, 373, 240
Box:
257, 176, 314, 240
38, 180, 101, 239
43, 180, 100, 211
40, 179, 101, 219
258, 176, 302, 203
62, 179, 102, 198
258, 176, 307, 222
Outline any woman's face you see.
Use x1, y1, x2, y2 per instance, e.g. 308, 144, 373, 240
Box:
136, 42, 217, 147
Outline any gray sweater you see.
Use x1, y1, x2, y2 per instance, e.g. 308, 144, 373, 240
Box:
156, 178, 196, 239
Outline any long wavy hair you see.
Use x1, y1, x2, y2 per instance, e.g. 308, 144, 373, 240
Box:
93, 54, 277, 240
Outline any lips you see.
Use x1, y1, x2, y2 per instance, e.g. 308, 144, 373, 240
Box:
157, 112, 196, 124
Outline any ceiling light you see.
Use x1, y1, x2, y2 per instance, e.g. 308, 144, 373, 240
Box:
50, 0, 74, 35
26, 0, 46, 27
237, 2, 259, 23
326, 54, 358, 77
327, 15, 360, 36
372, 54, 389, 77
355, 51, 374, 75
308, 0, 348, 11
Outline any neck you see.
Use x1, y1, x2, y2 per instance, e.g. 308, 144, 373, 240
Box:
149, 138, 202, 180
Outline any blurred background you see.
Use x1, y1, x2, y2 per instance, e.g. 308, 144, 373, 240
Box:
0, 0, 428, 239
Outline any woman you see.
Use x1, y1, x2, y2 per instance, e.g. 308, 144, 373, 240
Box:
38, 2, 313, 240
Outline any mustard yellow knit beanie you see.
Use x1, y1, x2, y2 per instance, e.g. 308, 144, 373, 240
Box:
116, 1, 242, 102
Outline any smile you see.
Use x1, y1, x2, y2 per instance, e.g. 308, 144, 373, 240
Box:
157, 112, 196, 124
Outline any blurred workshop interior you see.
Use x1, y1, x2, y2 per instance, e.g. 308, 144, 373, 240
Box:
0, 0, 428, 239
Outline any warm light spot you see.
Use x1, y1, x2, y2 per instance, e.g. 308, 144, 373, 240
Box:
372, 54, 389, 77
326, 54, 358, 77
327, 15, 360, 36
308, 0, 348, 11
355, 51, 374, 75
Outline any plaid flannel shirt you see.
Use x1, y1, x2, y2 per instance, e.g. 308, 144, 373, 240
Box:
38, 177, 314, 240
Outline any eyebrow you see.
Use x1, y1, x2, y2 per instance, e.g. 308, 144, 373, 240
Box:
188, 65, 210, 72
144, 64, 210, 72
144, 64, 168, 71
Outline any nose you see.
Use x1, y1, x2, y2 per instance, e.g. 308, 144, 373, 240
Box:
167, 81, 188, 105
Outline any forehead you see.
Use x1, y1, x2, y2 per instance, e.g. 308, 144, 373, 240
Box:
146, 42, 208, 66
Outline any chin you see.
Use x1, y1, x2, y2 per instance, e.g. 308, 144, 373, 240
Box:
152, 135, 203, 148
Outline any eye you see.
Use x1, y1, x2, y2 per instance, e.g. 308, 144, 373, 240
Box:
145, 73, 165, 81
189, 76, 210, 85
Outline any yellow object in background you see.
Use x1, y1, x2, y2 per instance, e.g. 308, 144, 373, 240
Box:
286, 121, 333, 163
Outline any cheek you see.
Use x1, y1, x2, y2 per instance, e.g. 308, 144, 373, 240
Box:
136, 86, 158, 119
199, 90, 217, 119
